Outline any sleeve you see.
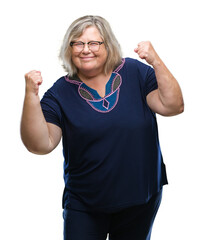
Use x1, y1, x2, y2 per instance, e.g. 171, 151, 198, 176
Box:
144, 66, 158, 96
40, 89, 62, 128
126, 58, 158, 97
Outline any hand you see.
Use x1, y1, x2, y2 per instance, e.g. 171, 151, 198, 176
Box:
134, 41, 160, 66
24, 70, 43, 95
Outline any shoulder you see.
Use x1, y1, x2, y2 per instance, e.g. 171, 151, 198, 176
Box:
124, 57, 152, 72
41, 76, 67, 100
114, 57, 150, 73
119, 58, 153, 80
52, 76, 67, 89
47, 76, 68, 92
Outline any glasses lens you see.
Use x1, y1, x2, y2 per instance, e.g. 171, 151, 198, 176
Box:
88, 42, 100, 52
72, 42, 84, 52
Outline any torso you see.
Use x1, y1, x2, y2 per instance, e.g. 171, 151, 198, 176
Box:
41, 58, 168, 212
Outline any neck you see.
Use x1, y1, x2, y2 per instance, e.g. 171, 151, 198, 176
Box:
78, 69, 112, 83
78, 72, 97, 81
77, 70, 113, 92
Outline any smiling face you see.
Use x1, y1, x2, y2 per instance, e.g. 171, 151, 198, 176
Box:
71, 26, 108, 78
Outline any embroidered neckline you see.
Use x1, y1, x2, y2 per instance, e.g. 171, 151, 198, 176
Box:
65, 58, 125, 113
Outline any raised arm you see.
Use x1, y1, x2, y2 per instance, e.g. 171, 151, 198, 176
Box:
135, 41, 184, 116
21, 70, 62, 155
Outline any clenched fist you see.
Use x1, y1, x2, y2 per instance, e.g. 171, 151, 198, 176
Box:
24, 70, 43, 95
134, 41, 160, 67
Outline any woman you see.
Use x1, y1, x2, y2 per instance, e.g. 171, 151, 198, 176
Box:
21, 15, 184, 240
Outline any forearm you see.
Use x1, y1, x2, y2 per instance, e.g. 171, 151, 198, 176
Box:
152, 57, 184, 114
21, 92, 52, 154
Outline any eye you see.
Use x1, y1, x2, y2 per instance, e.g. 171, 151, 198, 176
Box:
89, 41, 99, 46
70, 42, 84, 47
73, 42, 84, 46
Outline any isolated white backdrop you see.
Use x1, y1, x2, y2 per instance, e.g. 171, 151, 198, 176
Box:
0, 0, 203, 239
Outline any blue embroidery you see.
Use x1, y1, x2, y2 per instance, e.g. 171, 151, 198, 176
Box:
87, 87, 120, 113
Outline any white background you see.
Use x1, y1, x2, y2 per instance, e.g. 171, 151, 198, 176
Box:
0, 0, 203, 239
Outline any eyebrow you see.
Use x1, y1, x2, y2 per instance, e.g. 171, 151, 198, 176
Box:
74, 38, 103, 42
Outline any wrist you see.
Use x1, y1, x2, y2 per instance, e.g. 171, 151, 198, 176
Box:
152, 56, 162, 68
25, 89, 40, 102
25, 84, 39, 97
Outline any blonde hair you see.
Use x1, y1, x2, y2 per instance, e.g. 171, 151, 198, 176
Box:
59, 15, 122, 76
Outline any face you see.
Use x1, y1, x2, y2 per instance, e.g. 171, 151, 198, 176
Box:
71, 26, 108, 77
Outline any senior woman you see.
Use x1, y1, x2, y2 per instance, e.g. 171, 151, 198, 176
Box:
21, 15, 184, 240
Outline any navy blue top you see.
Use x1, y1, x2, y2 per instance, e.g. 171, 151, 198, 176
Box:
41, 58, 168, 213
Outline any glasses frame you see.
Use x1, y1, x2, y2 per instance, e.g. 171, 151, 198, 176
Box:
70, 41, 104, 52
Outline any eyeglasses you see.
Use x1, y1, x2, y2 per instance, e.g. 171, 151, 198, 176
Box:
70, 41, 104, 53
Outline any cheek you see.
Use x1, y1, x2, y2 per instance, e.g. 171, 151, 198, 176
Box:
99, 50, 108, 63
102, 55, 108, 66
71, 55, 80, 67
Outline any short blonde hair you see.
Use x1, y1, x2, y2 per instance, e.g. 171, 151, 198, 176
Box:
59, 15, 122, 76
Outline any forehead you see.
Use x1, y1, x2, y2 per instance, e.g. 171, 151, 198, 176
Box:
76, 26, 102, 40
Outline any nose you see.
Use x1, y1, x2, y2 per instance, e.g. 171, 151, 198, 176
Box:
82, 43, 90, 53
